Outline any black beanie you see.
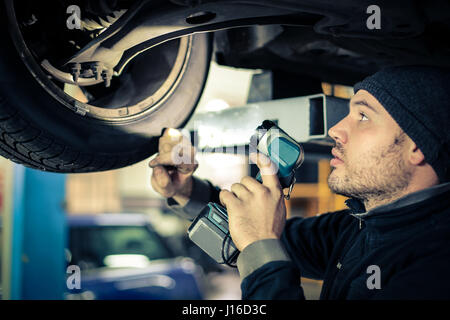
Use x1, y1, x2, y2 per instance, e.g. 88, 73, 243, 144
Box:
353, 66, 450, 183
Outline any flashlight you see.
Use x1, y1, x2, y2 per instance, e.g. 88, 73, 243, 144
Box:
251, 120, 304, 195
188, 120, 304, 265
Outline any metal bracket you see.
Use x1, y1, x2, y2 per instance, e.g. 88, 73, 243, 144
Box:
65, 1, 311, 73
74, 101, 89, 116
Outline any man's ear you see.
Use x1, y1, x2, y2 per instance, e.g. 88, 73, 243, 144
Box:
408, 142, 426, 165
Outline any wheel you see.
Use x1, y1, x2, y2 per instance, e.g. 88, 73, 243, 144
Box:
0, 1, 212, 173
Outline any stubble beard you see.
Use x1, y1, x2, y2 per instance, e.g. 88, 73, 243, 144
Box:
328, 133, 413, 208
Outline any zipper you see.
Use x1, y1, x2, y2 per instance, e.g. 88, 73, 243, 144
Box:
350, 212, 366, 230
320, 232, 359, 299
320, 216, 365, 299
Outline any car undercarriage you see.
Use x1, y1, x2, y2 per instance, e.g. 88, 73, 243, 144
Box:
0, 0, 449, 172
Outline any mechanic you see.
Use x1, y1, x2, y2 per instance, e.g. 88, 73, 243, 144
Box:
149, 65, 450, 299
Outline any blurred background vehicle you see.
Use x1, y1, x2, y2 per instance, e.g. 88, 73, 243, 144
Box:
65, 213, 205, 300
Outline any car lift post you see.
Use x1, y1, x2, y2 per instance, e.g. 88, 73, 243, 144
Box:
2, 165, 67, 300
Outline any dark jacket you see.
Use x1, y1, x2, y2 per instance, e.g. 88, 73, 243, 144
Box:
168, 178, 450, 300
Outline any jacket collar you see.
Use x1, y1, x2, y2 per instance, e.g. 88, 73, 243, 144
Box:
345, 182, 450, 232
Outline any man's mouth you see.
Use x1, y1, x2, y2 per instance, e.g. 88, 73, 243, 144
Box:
330, 148, 344, 167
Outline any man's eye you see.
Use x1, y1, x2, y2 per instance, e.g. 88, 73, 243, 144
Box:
359, 112, 369, 121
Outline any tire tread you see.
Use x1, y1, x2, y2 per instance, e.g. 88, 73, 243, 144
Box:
0, 95, 138, 172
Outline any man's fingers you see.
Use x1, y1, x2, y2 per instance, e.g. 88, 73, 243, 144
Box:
230, 183, 251, 200
149, 145, 196, 168
250, 152, 281, 190
219, 189, 240, 208
159, 128, 191, 153
162, 128, 182, 139
240, 176, 263, 192
149, 156, 197, 178
149, 152, 175, 167
177, 163, 199, 175
250, 152, 271, 168
159, 135, 182, 153
152, 166, 172, 189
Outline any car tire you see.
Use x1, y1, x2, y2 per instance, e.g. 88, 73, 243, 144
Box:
0, 4, 211, 173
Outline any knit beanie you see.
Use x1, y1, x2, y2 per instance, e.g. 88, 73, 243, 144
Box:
353, 66, 450, 183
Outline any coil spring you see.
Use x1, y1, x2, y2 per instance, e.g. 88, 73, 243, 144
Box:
81, 0, 128, 31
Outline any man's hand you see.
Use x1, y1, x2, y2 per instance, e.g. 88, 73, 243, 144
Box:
149, 128, 198, 206
219, 153, 287, 252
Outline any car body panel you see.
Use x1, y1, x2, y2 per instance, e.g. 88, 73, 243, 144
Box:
66, 214, 205, 300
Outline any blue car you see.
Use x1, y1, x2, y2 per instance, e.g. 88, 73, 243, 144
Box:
65, 214, 205, 300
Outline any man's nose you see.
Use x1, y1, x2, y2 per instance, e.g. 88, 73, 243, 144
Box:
328, 118, 348, 144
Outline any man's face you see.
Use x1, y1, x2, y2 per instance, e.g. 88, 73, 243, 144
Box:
327, 89, 414, 204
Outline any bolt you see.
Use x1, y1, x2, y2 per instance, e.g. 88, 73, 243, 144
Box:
69, 63, 81, 82
102, 70, 112, 88
91, 62, 103, 81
